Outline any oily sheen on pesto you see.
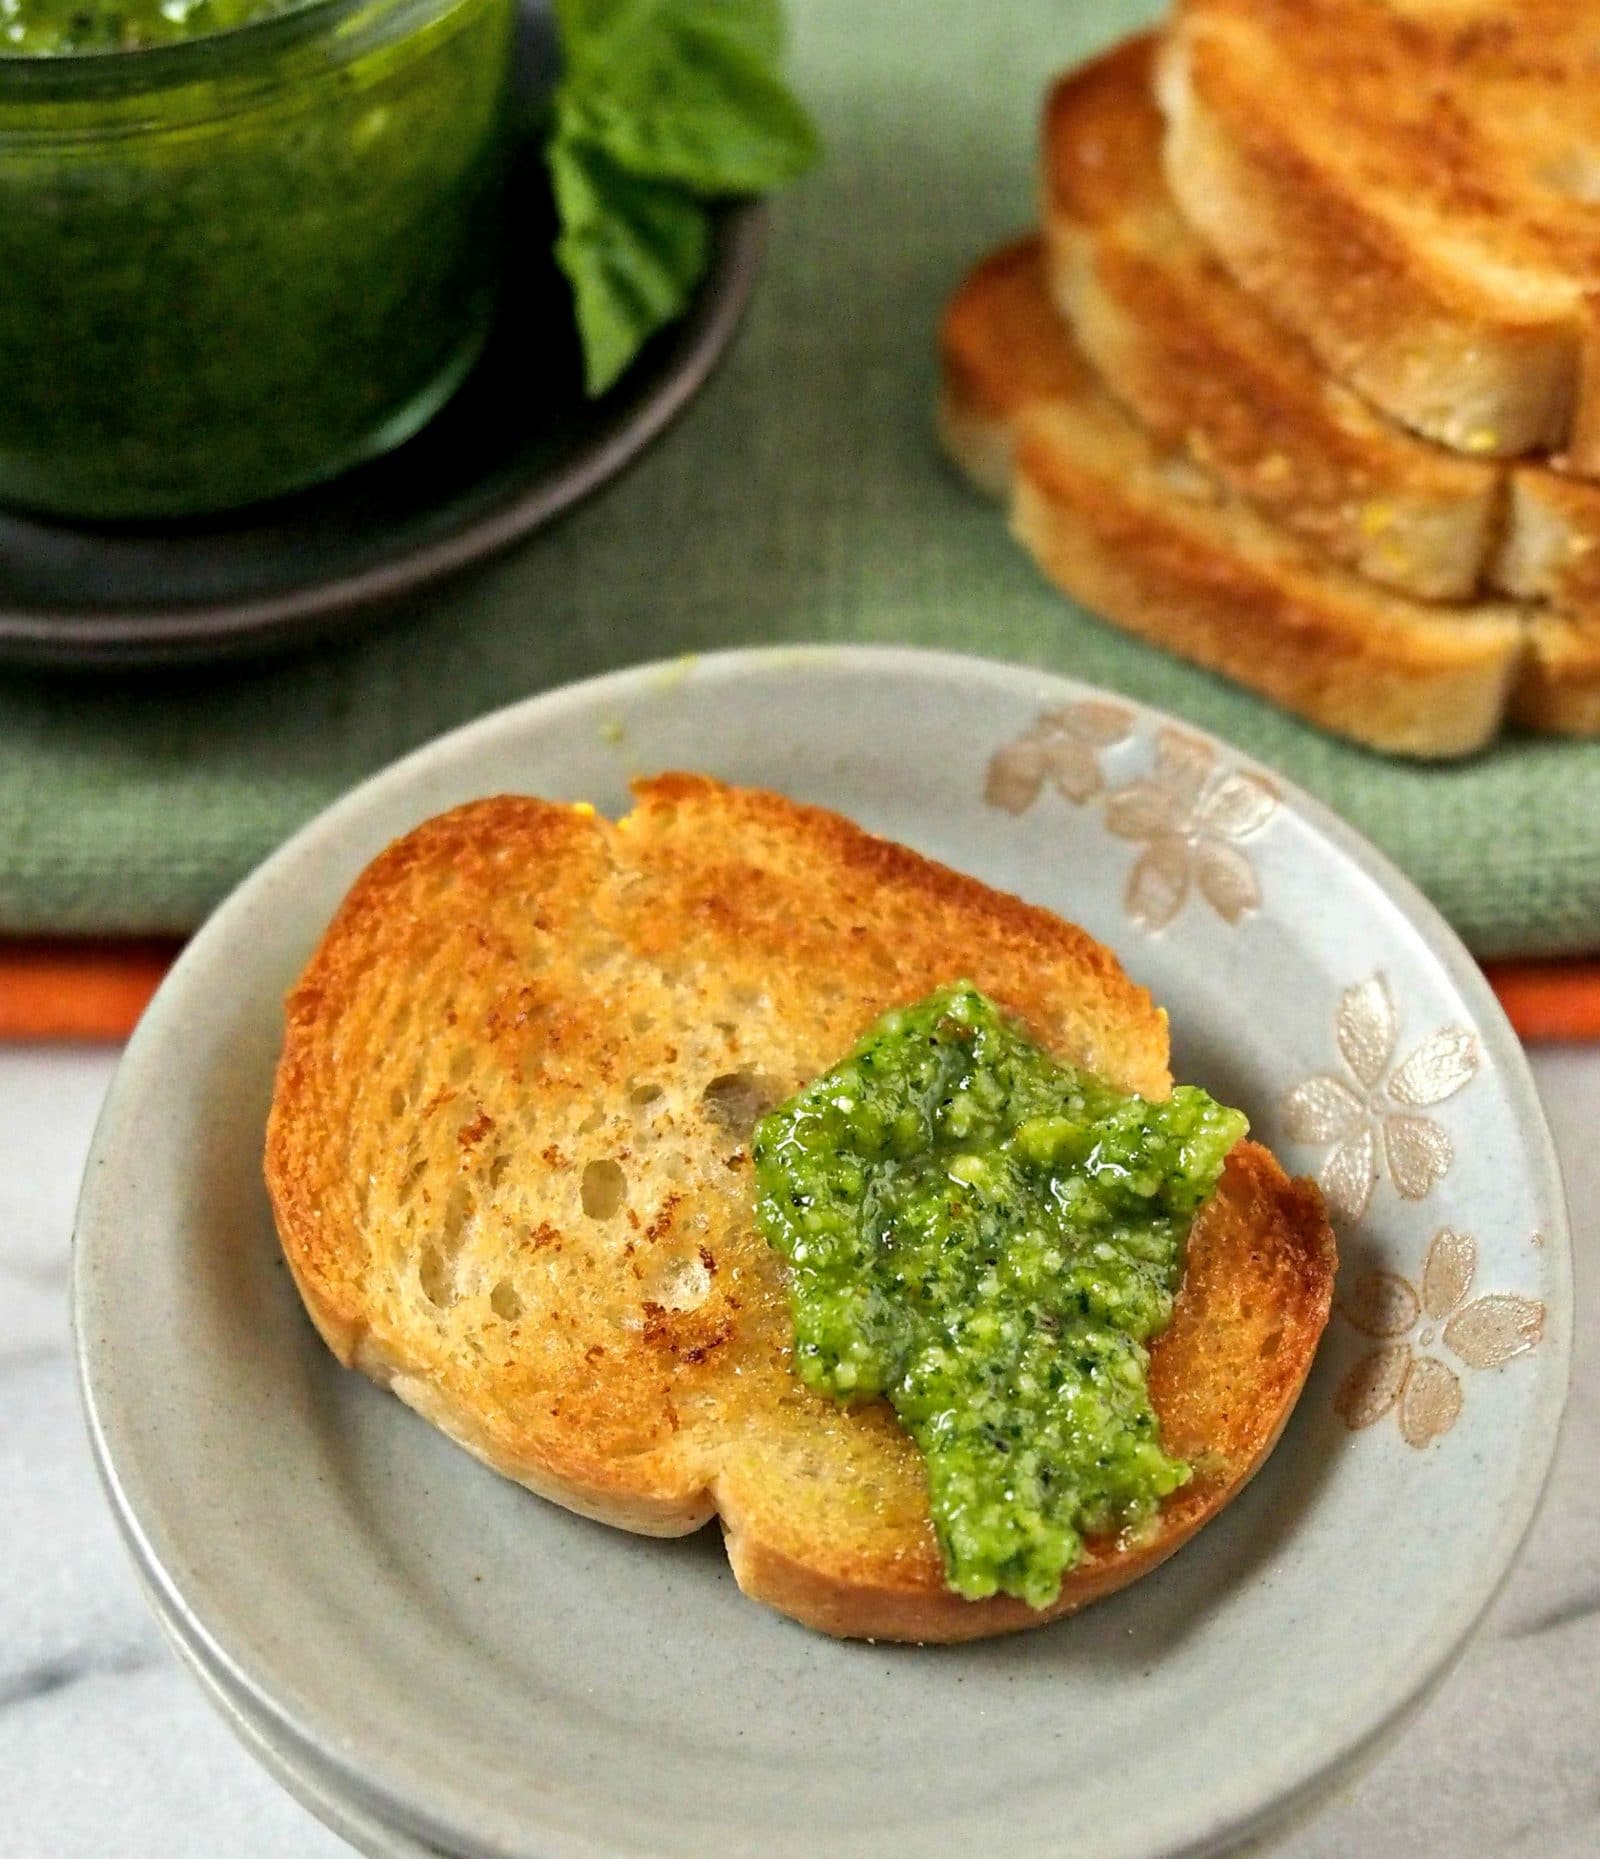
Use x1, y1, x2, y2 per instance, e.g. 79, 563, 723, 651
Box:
754, 983, 1248, 1609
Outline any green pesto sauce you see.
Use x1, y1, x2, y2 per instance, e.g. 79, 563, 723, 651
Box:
0, 0, 513, 517
753, 983, 1247, 1610
2, 0, 295, 57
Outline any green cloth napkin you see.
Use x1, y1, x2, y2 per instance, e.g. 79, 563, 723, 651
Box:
3, 0, 1598, 958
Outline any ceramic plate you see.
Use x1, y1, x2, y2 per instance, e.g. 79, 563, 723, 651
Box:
0, 5, 762, 671
75, 647, 1572, 1859
151, 1594, 439, 1859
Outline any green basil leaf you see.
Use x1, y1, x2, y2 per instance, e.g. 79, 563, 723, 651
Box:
548, 0, 816, 393
563, 28, 817, 193
556, 0, 784, 70
549, 128, 711, 396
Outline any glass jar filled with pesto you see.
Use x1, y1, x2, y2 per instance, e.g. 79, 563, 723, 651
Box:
0, 0, 516, 517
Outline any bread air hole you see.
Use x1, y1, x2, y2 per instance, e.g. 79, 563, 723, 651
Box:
700, 1070, 774, 1136
418, 1244, 455, 1308
581, 1158, 628, 1219
629, 1081, 663, 1106
417, 1180, 476, 1307
441, 1178, 473, 1242
395, 1155, 428, 1207
489, 1280, 523, 1321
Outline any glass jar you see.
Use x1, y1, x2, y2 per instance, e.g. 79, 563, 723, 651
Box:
0, 0, 517, 518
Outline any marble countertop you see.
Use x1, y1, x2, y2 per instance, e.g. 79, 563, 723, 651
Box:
3, 1042, 1595, 1859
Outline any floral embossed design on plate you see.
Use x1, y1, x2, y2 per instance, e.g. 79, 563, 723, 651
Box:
984, 714, 1277, 932
1282, 975, 1479, 1225
1101, 729, 1278, 932
984, 701, 1134, 812
1333, 1228, 1545, 1447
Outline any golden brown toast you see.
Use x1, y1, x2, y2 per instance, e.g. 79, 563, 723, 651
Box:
1497, 468, 1600, 610
266, 780, 1336, 1642
1043, 37, 1494, 601
942, 238, 1600, 749
1513, 613, 1600, 737
1046, 35, 1600, 612
939, 241, 1529, 757
1159, 0, 1600, 466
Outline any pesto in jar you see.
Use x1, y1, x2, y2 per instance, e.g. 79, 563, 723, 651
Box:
3, 0, 297, 56
0, 0, 514, 516
753, 983, 1246, 1609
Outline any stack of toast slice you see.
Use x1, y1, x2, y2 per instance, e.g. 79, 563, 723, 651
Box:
939, 8, 1600, 757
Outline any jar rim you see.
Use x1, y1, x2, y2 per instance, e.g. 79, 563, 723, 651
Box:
0, 0, 444, 86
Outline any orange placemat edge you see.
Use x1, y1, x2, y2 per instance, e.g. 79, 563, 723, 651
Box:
0, 939, 184, 1042
1482, 960, 1600, 1043
3, 941, 1600, 1047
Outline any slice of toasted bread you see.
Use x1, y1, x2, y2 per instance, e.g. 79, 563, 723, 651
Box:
939, 240, 1527, 758
1044, 36, 1496, 601
1513, 614, 1600, 737
266, 780, 1336, 1642
1046, 35, 1600, 616
1158, 1, 1600, 465
936, 237, 1105, 501
1495, 467, 1600, 610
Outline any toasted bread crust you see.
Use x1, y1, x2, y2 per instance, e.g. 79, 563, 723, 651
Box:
1043, 38, 1498, 602
939, 241, 1527, 758
1159, 3, 1599, 460
1513, 615, 1600, 737
1495, 467, 1600, 611
267, 785, 1335, 1640
1011, 427, 1520, 758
